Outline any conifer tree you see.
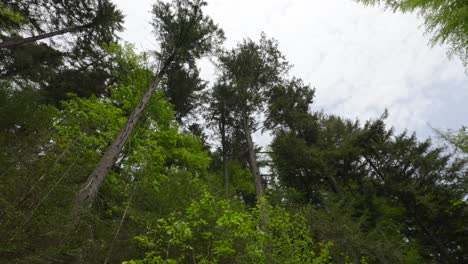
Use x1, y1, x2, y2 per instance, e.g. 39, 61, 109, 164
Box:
0, 0, 123, 49
0, 0, 125, 104
216, 35, 289, 202
206, 81, 236, 197
357, 119, 468, 263
76, 0, 224, 206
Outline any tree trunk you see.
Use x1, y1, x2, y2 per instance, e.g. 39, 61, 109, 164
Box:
243, 114, 268, 226
220, 113, 229, 198
243, 114, 263, 198
76, 57, 173, 206
0, 23, 93, 49
326, 174, 341, 193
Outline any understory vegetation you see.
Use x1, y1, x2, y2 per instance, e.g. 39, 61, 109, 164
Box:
0, 0, 467, 263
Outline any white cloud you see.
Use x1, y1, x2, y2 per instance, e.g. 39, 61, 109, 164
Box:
113, 0, 468, 142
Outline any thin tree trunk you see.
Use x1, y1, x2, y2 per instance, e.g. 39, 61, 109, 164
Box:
0, 23, 94, 49
76, 56, 173, 206
243, 114, 263, 198
326, 174, 341, 193
243, 114, 268, 226
220, 114, 229, 198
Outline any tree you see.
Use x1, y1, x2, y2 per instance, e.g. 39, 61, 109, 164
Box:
302, 193, 424, 263
0, 1, 124, 104
205, 81, 238, 197
269, 109, 468, 263
268, 93, 369, 202
216, 34, 289, 203
76, 0, 224, 206
2, 1, 467, 262
354, 0, 468, 68
0, 44, 214, 262
0, 0, 123, 49
356, 118, 468, 263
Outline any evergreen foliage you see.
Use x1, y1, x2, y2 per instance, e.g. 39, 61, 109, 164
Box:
0, 0, 466, 263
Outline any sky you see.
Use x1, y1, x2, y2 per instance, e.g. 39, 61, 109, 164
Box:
113, 0, 468, 145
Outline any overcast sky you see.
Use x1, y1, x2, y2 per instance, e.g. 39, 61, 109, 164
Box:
114, 0, 467, 143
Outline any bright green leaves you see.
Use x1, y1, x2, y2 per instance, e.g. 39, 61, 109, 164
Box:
164, 132, 211, 174
57, 94, 125, 151
0, 2, 25, 32
53, 44, 211, 196
267, 207, 332, 264
35, 43, 213, 262
228, 161, 256, 197
437, 126, 468, 153
130, 191, 335, 264
104, 43, 155, 112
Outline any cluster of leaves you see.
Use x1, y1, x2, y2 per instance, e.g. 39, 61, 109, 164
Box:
435, 126, 468, 154
0, 2, 25, 31
126, 192, 336, 264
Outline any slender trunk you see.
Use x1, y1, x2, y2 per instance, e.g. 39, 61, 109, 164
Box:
243, 114, 268, 227
243, 114, 263, 198
222, 150, 229, 197
327, 174, 341, 193
76, 57, 173, 206
0, 23, 94, 49
220, 114, 229, 198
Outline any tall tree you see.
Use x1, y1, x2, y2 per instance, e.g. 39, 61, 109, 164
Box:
206, 81, 236, 197
76, 0, 224, 206
356, 118, 468, 263
270, 113, 363, 202
216, 35, 289, 202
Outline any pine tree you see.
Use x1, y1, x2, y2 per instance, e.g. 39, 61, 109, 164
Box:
0, 0, 124, 104
206, 81, 237, 197
0, 0, 123, 49
216, 35, 289, 202
357, 119, 468, 263
76, 0, 224, 206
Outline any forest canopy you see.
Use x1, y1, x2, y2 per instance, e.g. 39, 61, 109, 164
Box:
0, 0, 467, 263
